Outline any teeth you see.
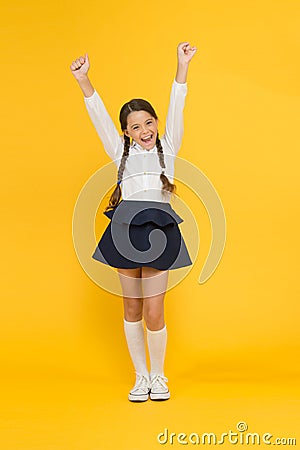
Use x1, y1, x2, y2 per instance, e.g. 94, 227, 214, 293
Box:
142, 135, 152, 141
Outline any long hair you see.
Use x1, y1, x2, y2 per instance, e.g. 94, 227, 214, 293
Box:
105, 99, 176, 211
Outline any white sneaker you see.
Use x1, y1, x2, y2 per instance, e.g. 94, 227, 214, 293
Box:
128, 374, 150, 402
150, 374, 170, 401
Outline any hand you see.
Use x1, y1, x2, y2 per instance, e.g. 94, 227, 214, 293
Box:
177, 42, 197, 65
70, 53, 90, 80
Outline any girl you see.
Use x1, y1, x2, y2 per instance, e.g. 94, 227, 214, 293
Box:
70, 42, 197, 402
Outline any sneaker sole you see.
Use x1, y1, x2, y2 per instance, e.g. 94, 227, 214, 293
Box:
128, 393, 149, 402
150, 391, 170, 401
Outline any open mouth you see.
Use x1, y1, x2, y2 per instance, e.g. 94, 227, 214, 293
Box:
141, 134, 153, 144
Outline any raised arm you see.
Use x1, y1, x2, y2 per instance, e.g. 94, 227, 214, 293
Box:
164, 42, 197, 155
70, 53, 122, 160
175, 42, 197, 84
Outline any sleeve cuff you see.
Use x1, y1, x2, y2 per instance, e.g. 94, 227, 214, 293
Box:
84, 89, 97, 101
173, 79, 187, 87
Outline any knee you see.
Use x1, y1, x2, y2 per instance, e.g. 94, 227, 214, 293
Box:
124, 299, 143, 322
144, 308, 164, 330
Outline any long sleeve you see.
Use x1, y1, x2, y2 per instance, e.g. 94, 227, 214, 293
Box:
84, 90, 123, 160
163, 79, 188, 155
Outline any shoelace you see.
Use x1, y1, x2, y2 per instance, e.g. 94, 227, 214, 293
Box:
131, 374, 150, 393
150, 374, 169, 390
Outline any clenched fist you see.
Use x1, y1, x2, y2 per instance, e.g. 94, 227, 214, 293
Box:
177, 42, 197, 65
70, 53, 90, 80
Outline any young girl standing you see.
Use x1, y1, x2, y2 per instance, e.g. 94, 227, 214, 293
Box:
70, 42, 197, 402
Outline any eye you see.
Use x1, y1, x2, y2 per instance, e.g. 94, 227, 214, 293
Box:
146, 120, 152, 125
133, 126, 139, 130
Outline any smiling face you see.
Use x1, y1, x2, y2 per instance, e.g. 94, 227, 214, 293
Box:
124, 111, 158, 150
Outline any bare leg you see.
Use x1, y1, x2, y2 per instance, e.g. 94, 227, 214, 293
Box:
117, 268, 143, 320
142, 267, 169, 330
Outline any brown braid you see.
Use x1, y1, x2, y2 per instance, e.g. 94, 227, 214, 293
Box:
156, 134, 177, 195
105, 134, 130, 211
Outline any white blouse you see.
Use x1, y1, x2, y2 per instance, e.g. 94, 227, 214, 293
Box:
84, 79, 188, 203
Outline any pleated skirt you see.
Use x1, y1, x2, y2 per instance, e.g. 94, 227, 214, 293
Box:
92, 200, 192, 270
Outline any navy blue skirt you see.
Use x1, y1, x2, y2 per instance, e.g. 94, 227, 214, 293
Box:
92, 200, 192, 270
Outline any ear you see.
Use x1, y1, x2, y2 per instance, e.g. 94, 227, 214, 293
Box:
124, 129, 130, 137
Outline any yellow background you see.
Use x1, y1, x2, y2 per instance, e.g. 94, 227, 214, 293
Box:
1, 0, 299, 448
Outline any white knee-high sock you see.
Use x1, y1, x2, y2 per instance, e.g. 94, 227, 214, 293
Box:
146, 324, 167, 378
123, 319, 149, 378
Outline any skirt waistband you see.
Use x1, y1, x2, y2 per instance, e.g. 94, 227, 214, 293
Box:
103, 200, 184, 226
